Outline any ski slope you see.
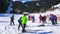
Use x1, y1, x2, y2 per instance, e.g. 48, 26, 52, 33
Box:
0, 9, 60, 34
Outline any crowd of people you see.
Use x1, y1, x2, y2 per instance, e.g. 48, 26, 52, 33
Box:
28, 14, 57, 25
10, 13, 57, 32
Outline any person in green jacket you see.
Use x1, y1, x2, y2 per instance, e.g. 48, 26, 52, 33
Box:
21, 14, 28, 32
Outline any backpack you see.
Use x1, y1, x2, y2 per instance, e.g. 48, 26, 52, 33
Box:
18, 17, 22, 23
18, 18, 20, 23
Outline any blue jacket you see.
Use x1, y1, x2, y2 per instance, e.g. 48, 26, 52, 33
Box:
32, 16, 35, 20
50, 15, 54, 20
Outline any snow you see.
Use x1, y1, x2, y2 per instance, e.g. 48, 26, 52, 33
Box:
0, 9, 60, 34
54, 3, 60, 8
0, 20, 60, 34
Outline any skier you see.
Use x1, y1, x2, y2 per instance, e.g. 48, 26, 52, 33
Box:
41, 16, 45, 26
42, 16, 46, 23
10, 15, 15, 26
21, 14, 28, 32
32, 15, 35, 23
43, 15, 47, 23
18, 17, 23, 30
28, 15, 32, 21
39, 15, 42, 23
54, 15, 57, 24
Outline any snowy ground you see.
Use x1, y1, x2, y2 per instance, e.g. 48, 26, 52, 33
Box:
0, 20, 60, 34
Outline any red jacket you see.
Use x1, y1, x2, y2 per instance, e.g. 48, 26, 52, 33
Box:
28, 16, 32, 21
39, 15, 42, 20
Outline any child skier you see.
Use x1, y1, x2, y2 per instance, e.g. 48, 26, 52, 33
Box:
32, 15, 35, 23
41, 16, 45, 26
54, 15, 57, 24
18, 17, 23, 30
28, 15, 32, 21
39, 15, 45, 26
21, 14, 28, 32
43, 15, 47, 23
10, 15, 15, 26
39, 15, 42, 23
